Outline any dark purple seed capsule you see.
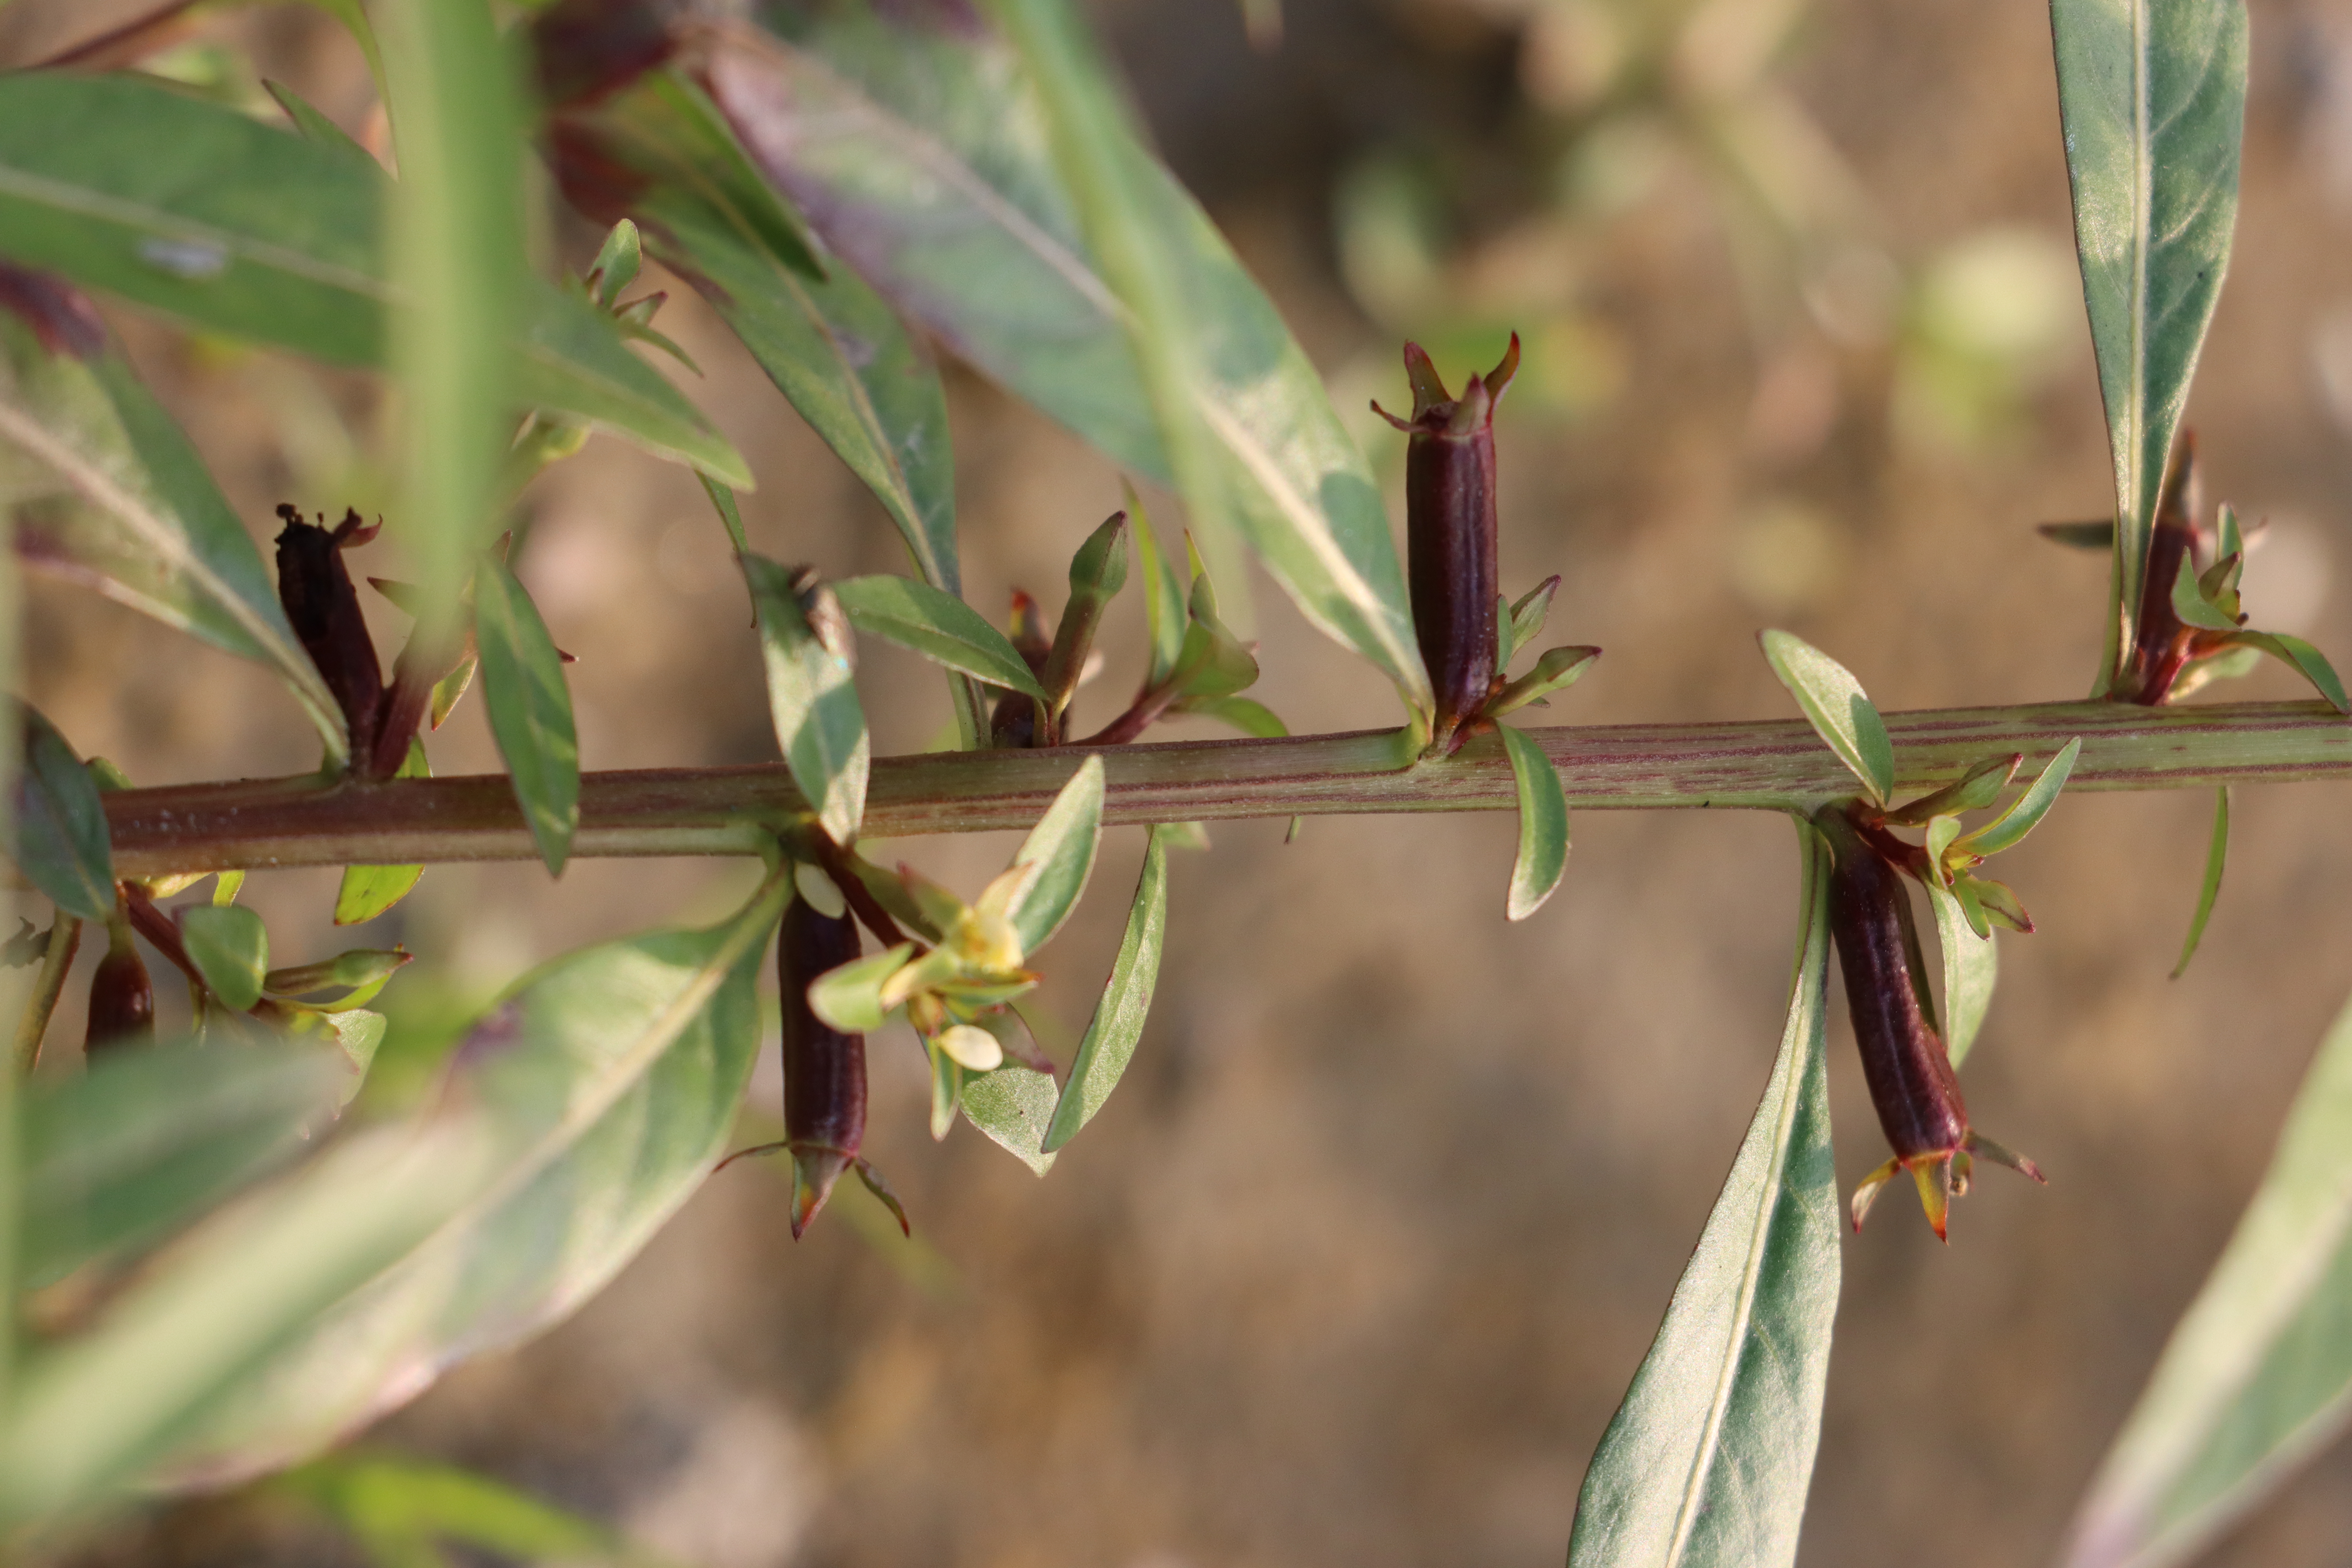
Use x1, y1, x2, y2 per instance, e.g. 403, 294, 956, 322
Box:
85, 927, 154, 1055
1814, 804, 2047, 1238
274, 506, 386, 754
779, 894, 868, 1238
1375, 336, 1520, 751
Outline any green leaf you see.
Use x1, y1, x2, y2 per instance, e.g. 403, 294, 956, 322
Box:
0, 73, 749, 489
712, 10, 1430, 710
1131, 487, 1187, 689
281, 1453, 681, 1568
2171, 786, 2229, 980
1758, 629, 1894, 806
473, 556, 580, 876
1505, 574, 1561, 665
742, 555, 868, 847
834, 574, 1049, 700
2039, 519, 2117, 550
1043, 823, 1175, 1152
2062, 981, 2352, 1568
1956, 736, 2081, 857
1569, 818, 1839, 1568
809, 942, 915, 1034
1006, 757, 1105, 956
144, 874, 790, 1485
2224, 631, 2352, 714
1501, 726, 1570, 922
1179, 694, 1287, 738
1487, 644, 1601, 718
380, 0, 521, 613
1041, 512, 1129, 715
8, 702, 114, 922
2169, 550, 2238, 633
21, 1042, 347, 1291
180, 904, 269, 1012
264, 80, 378, 168
335, 740, 429, 926
959, 1064, 1060, 1176
2051, 0, 2247, 692
586, 219, 641, 309
0, 1117, 493, 1528
1927, 881, 1998, 1069
266, 949, 410, 1011
1168, 573, 1259, 701
1881, 754, 2020, 827
0, 313, 346, 758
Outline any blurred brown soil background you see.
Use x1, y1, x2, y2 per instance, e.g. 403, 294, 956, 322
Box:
14, 0, 2352, 1564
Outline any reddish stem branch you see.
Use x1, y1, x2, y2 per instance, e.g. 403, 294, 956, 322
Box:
87, 700, 2352, 880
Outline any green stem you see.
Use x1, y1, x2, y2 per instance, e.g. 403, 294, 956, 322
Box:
10, 918, 81, 1077
87, 699, 2352, 878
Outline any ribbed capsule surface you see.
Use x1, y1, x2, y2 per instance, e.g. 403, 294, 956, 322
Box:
779, 894, 867, 1238
85, 935, 154, 1055
1817, 806, 1968, 1162
1380, 338, 1520, 745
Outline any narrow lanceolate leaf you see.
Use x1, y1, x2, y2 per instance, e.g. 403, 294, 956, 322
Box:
960, 1064, 1060, 1176
0, 1119, 491, 1530
709, 11, 1431, 710
1929, 881, 1999, 1068
1958, 736, 2082, 857
279, 1453, 668, 1568
379, 0, 520, 613
0, 312, 346, 758
1501, 726, 1569, 922
550, 69, 988, 749
1569, 820, 1839, 1568
2064, 983, 2352, 1568
179, 904, 269, 1012
2171, 787, 2230, 980
148, 873, 790, 1487
1181, 695, 1286, 737
2227, 631, 2352, 715
744, 555, 868, 848
334, 739, 428, 925
1043, 822, 1174, 1152
1006, 757, 1105, 956
1759, 629, 1894, 806
2050, 0, 2247, 692
8, 702, 114, 922
1132, 488, 1187, 688
991, 0, 1230, 631
473, 557, 581, 875
0, 72, 748, 488
833, 574, 1049, 700
21, 1042, 347, 1290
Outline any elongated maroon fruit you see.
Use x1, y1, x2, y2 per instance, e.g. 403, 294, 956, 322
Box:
1814, 804, 2042, 1238
1376, 335, 1520, 751
779, 895, 868, 1238
275, 506, 385, 755
85, 921, 154, 1054
2125, 432, 2203, 704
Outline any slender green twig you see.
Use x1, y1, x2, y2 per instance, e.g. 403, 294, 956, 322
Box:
10, 918, 80, 1076
79, 700, 2352, 878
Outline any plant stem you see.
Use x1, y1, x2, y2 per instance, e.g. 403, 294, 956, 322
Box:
91, 700, 2352, 878
10, 917, 81, 1075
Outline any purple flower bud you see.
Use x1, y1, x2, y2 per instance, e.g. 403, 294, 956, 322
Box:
779, 894, 869, 1238
1376, 336, 1520, 751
